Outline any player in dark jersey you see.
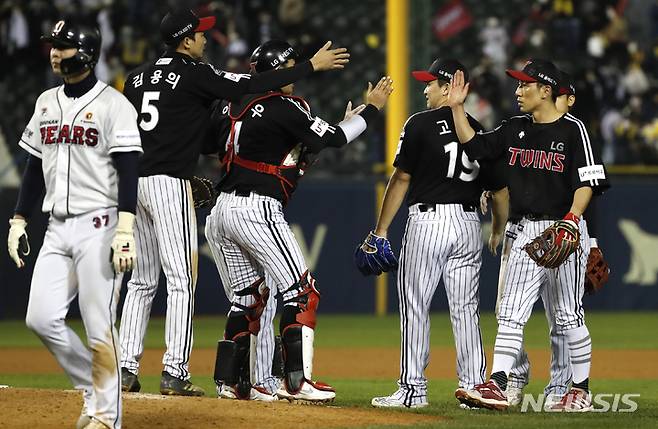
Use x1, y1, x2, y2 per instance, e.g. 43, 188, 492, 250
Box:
119, 8, 350, 396
448, 59, 610, 411
362, 59, 506, 409
204, 40, 392, 403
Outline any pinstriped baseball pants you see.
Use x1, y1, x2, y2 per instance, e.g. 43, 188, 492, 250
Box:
397, 203, 486, 400
119, 175, 197, 380
205, 191, 308, 393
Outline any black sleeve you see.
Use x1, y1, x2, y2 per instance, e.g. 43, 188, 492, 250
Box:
193, 61, 314, 102
203, 100, 230, 155
393, 115, 421, 174
111, 152, 139, 214
463, 119, 509, 160
478, 156, 508, 192
584, 197, 598, 238
275, 97, 366, 153
14, 155, 45, 218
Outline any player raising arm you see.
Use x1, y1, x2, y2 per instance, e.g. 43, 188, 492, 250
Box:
447, 60, 609, 411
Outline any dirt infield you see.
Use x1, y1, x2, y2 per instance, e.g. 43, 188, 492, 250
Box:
3, 346, 658, 379
0, 388, 441, 429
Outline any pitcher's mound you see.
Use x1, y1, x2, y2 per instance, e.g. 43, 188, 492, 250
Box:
1, 388, 443, 428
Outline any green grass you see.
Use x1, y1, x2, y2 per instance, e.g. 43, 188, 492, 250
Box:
2, 312, 657, 428
1, 312, 657, 349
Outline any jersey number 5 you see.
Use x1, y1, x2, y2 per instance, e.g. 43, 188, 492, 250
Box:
444, 141, 480, 181
139, 91, 160, 131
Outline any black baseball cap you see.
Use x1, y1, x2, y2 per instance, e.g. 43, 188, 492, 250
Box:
160, 8, 216, 45
506, 59, 560, 93
412, 58, 469, 83
559, 71, 576, 96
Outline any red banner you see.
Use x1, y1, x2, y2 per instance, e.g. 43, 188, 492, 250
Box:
432, 0, 473, 41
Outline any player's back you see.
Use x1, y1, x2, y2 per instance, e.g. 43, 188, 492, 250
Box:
123, 52, 216, 179
396, 106, 494, 206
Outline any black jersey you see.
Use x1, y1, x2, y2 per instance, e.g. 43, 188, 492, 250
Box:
123, 51, 313, 179
210, 92, 378, 202
464, 113, 610, 218
394, 106, 503, 206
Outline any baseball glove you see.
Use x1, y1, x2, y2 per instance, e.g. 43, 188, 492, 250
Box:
354, 231, 398, 276
190, 176, 218, 209
524, 220, 581, 269
584, 247, 609, 294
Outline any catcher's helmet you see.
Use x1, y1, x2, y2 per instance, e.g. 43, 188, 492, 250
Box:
250, 40, 297, 73
41, 20, 101, 75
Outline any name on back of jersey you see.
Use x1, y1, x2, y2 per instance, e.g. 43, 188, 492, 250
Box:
131, 70, 180, 89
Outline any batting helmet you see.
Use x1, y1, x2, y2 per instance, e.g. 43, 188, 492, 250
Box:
250, 40, 298, 73
41, 20, 101, 75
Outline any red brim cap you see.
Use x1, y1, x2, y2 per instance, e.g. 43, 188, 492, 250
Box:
195, 16, 216, 32
559, 87, 569, 95
505, 69, 537, 82
411, 70, 437, 82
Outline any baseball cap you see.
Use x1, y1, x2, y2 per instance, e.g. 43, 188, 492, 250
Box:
160, 8, 216, 45
505, 59, 560, 93
559, 71, 576, 96
412, 58, 469, 83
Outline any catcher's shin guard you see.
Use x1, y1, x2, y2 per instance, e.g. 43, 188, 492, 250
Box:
272, 335, 285, 378
214, 334, 251, 399
279, 271, 334, 397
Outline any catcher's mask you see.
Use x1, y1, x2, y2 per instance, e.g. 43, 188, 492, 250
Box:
249, 40, 298, 73
41, 20, 101, 76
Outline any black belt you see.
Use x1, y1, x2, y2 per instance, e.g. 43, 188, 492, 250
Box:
235, 189, 251, 197
418, 203, 477, 213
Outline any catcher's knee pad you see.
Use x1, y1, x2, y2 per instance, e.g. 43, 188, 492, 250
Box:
232, 277, 269, 335
281, 270, 320, 329
214, 316, 253, 399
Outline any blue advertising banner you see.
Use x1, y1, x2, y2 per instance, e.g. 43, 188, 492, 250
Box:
1, 176, 657, 319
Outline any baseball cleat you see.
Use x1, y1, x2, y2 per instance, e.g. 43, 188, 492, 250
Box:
454, 388, 482, 409
458, 380, 509, 411
371, 388, 429, 409
82, 417, 110, 429
75, 407, 91, 429
543, 392, 565, 409
121, 367, 141, 393
276, 379, 335, 404
216, 384, 279, 401
505, 386, 524, 406
160, 371, 205, 396
549, 388, 592, 412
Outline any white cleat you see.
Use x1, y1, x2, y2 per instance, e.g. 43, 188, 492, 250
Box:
549, 388, 593, 412
505, 386, 524, 406
276, 379, 336, 404
372, 389, 428, 409
216, 384, 279, 401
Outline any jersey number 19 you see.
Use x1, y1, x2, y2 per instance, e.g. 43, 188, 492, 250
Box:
444, 141, 479, 181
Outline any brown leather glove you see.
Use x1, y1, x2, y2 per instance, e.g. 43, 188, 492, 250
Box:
585, 247, 609, 294
524, 220, 580, 268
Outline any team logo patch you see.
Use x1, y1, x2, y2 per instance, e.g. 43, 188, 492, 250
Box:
41, 107, 48, 116
518, 131, 525, 139
156, 58, 172, 66
53, 20, 65, 35
85, 112, 93, 120
578, 164, 606, 181
310, 117, 330, 137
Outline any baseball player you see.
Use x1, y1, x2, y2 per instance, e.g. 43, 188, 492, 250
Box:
7, 20, 141, 429
205, 40, 392, 403
490, 72, 610, 407
449, 59, 609, 411
359, 59, 506, 409
119, 9, 349, 396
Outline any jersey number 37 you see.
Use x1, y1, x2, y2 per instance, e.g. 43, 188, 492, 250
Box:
444, 141, 479, 181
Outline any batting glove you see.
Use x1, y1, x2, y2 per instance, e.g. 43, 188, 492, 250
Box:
111, 211, 136, 273
8, 217, 30, 268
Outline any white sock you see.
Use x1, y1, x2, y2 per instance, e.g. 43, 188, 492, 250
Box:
491, 326, 524, 375
565, 325, 592, 384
